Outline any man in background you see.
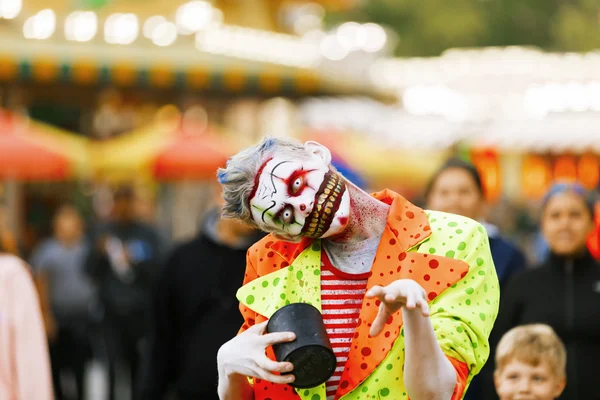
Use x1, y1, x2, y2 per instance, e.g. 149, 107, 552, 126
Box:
137, 188, 263, 400
31, 205, 96, 400
86, 185, 163, 400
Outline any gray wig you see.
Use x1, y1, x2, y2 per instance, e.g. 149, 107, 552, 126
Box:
216, 136, 309, 225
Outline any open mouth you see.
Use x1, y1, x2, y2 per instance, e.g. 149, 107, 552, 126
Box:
301, 171, 346, 238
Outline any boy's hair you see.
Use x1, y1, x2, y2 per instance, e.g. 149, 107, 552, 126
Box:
495, 324, 567, 378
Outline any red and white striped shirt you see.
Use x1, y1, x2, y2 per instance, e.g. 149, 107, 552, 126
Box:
321, 252, 370, 400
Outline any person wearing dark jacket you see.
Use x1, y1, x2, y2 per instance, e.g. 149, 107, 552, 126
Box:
86, 186, 163, 400
425, 158, 526, 400
30, 205, 96, 400
488, 182, 600, 400
136, 206, 263, 400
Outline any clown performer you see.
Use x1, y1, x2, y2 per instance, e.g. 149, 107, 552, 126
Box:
216, 137, 500, 400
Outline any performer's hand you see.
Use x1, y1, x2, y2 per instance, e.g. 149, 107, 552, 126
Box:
366, 279, 430, 337
217, 321, 297, 384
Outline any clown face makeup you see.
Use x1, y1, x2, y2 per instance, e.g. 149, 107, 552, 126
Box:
249, 150, 350, 241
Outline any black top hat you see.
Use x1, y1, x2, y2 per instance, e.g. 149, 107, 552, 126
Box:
266, 302, 337, 389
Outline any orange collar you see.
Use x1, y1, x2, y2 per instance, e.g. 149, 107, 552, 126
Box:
269, 189, 431, 262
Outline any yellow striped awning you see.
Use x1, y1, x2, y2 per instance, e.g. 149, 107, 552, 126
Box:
0, 55, 322, 95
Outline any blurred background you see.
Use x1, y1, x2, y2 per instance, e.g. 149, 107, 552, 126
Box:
1, 0, 599, 258
0, 0, 599, 398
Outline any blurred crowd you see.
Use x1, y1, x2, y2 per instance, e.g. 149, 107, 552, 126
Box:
1, 153, 599, 400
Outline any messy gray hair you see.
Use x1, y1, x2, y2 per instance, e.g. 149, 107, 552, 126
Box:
216, 136, 309, 226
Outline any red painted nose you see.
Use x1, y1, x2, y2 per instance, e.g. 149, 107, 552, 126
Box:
300, 204, 306, 211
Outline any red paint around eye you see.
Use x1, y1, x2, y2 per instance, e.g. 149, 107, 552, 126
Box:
285, 169, 317, 196
247, 157, 273, 205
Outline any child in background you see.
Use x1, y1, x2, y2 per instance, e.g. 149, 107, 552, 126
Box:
494, 324, 566, 400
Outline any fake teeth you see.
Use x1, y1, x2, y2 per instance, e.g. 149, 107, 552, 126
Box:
302, 172, 345, 238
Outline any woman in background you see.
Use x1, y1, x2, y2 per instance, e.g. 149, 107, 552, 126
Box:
425, 158, 526, 400
425, 158, 526, 288
0, 252, 53, 400
492, 183, 600, 399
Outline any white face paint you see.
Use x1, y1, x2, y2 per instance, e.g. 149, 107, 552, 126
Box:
249, 149, 350, 241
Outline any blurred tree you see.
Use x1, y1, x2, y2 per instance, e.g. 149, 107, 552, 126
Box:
324, 0, 600, 56
482, 0, 559, 48
79, 0, 109, 8
325, 0, 487, 56
552, 0, 600, 52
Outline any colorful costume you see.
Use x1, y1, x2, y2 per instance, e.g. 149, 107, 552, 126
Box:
236, 190, 500, 400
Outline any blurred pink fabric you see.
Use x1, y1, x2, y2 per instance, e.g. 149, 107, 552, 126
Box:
0, 254, 53, 400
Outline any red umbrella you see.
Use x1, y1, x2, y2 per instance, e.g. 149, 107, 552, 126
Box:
0, 111, 71, 180
152, 123, 232, 181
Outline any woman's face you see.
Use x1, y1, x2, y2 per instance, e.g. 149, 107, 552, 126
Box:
541, 191, 594, 256
426, 167, 484, 220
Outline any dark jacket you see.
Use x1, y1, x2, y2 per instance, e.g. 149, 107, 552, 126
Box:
137, 224, 262, 400
485, 250, 600, 400
488, 235, 526, 289
86, 221, 163, 316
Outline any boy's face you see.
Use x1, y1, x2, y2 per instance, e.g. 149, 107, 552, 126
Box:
495, 360, 566, 400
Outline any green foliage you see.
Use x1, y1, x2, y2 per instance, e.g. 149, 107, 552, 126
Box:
552, 4, 600, 52
78, 0, 110, 8
324, 0, 600, 56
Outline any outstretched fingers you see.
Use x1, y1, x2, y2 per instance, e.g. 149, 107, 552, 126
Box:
405, 292, 417, 309
365, 285, 386, 300
369, 302, 391, 338
403, 291, 431, 316
418, 297, 430, 317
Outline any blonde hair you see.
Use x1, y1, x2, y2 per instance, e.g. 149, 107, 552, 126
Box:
495, 324, 566, 378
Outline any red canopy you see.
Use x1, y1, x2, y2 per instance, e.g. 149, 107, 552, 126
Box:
152, 125, 232, 181
588, 202, 600, 260
0, 111, 71, 180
